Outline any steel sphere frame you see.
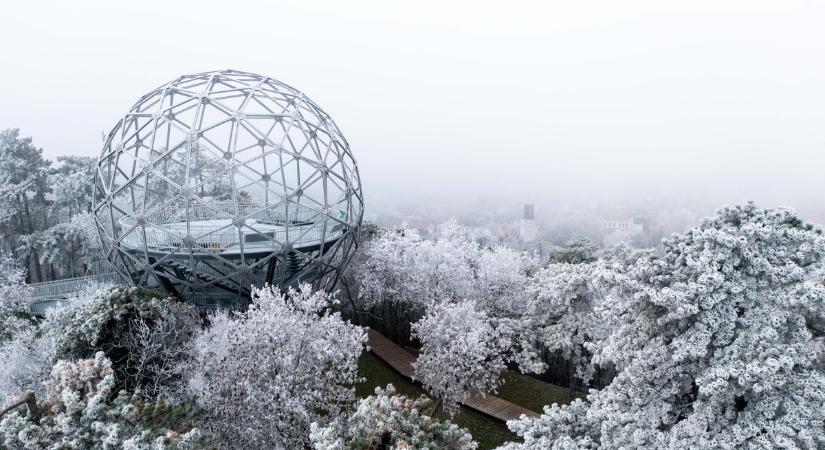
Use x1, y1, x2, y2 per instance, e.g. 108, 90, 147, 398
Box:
93, 70, 363, 308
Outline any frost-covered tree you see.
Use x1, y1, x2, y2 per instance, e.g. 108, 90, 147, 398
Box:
502, 204, 825, 449
183, 284, 367, 449
0, 352, 216, 450
357, 222, 477, 309
1, 254, 49, 402
43, 286, 200, 396
498, 243, 652, 388
354, 220, 538, 383
0, 129, 51, 281
48, 155, 95, 221
123, 315, 198, 400
0, 254, 32, 344
547, 237, 599, 265
26, 213, 102, 279
475, 245, 536, 318
1, 285, 197, 404
310, 384, 478, 450
412, 301, 509, 415
517, 261, 612, 383
356, 219, 537, 318
0, 329, 53, 404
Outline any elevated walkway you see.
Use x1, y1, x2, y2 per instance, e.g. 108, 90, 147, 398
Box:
26, 273, 126, 316
24, 272, 248, 317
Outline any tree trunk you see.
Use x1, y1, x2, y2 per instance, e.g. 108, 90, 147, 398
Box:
21, 194, 43, 282
0, 391, 40, 423
25, 391, 40, 423
429, 398, 443, 417
568, 359, 577, 402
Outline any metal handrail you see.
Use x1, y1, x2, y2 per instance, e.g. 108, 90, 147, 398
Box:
114, 201, 346, 253
133, 202, 326, 226
27, 273, 124, 299
26, 273, 126, 317
118, 223, 343, 252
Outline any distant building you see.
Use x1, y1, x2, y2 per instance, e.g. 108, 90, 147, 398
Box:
519, 203, 539, 242
602, 217, 645, 241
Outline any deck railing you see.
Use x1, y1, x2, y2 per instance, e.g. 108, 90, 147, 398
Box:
132, 202, 326, 226
119, 204, 344, 253
117, 222, 343, 253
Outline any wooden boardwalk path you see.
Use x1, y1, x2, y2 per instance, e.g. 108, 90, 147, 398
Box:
366, 328, 540, 422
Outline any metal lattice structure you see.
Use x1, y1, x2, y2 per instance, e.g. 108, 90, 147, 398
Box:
94, 70, 363, 308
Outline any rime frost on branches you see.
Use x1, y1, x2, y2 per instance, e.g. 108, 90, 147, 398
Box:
28, 213, 102, 279
547, 237, 600, 264
0, 329, 54, 404
0, 255, 46, 403
356, 220, 537, 411
475, 245, 536, 318
2, 285, 197, 406
492, 244, 646, 379
310, 384, 478, 450
357, 220, 535, 315
0, 254, 32, 343
516, 261, 612, 381
0, 129, 51, 282
503, 204, 825, 449
412, 301, 509, 415
357, 222, 477, 308
42, 286, 200, 397
48, 156, 96, 220
184, 284, 367, 449
512, 247, 650, 381
0, 352, 216, 450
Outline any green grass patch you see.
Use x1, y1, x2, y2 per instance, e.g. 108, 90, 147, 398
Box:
495, 370, 582, 414
357, 351, 518, 449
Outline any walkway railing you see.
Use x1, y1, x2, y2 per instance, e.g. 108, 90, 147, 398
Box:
28, 273, 124, 299
26, 273, 125, 316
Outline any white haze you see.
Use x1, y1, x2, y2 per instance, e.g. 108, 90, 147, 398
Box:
1, 0, 823, 222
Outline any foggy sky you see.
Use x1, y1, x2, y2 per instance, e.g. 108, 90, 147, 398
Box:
1, 0, 823, 218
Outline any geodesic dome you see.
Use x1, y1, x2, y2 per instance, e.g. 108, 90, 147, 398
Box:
93, 70, 363, 308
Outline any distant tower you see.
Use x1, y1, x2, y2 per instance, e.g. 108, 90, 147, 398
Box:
519, 203, 538, 242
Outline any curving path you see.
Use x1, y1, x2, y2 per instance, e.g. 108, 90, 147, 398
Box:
366, 328, 539, 422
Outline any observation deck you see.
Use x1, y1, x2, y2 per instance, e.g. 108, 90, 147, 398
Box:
116, 203, 348, 258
